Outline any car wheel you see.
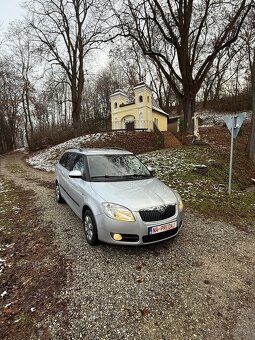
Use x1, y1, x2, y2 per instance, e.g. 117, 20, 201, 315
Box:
84, 210, 98, 246
56, 182, 64, 203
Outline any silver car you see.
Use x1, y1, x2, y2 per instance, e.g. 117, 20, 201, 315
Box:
55, 148, 184, 246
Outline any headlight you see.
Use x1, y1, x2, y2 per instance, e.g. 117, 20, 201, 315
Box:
178, 199, 184, 212
102, 203, 135, 222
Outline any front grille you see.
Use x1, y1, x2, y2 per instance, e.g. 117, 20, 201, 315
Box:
142, 227, 178, 243
139, 205, 176, 222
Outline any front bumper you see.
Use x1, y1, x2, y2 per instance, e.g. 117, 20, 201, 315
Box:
95, 210, 184, 246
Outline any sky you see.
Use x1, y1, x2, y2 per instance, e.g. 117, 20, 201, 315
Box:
0, 0, 108, 69
0, 0, 25, 31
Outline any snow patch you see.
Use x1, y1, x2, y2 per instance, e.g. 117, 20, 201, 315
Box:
26, 131, 125, 172
198, 110, 252, 127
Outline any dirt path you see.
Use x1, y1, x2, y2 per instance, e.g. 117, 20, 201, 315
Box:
0, 152, 254, 340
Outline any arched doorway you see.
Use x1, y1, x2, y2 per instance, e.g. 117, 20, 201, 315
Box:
122, 115, 135, 130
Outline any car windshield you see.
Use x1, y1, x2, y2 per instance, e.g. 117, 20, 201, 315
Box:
87, 154, 152, 181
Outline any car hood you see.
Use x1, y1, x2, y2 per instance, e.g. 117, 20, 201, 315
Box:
90, 178, 177, 211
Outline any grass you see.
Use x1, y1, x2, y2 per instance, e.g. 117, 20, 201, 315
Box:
0, 177, 68, 339
16, 312, 34, 325
139, 145, 255, 224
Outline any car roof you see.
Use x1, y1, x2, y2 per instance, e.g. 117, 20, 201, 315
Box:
63, 148, 134, 156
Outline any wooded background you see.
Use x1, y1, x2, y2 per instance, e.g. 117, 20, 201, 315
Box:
0, 0, 254, 158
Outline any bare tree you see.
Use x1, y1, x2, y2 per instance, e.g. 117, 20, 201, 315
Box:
110, 0, 252, 132
38, 70, 72, 128
108, 41, 141, 94
0, 60, 21, 153
108, 40, 176, 112
240, 7, 255, 75
7, 21, 38, 149
28, 0, 107, 136
248, 49, 255, 161
81, 68, 118, 131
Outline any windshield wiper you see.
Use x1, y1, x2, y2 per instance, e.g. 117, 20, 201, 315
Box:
90, 175, 122, 179
91, 174, 151, 180
121, 174, 151, 179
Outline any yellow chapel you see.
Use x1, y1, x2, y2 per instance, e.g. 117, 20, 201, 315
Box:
110, 82, 168, 132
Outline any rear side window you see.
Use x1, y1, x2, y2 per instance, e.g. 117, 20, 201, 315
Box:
59, 153, 69, 168
59, 152, 79, 171
66, 153, 78, 171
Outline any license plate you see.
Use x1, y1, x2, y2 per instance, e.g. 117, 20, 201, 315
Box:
148, 221, 177, 235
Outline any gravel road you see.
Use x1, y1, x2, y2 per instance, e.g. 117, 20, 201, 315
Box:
1, 152, 254, 340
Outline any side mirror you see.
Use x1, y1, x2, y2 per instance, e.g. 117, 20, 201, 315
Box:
69, 170, 82, 178
147, 166, 156, 176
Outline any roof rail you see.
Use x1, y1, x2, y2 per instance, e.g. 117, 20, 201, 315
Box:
64, 147, 84, 152
102, 147, 126, 151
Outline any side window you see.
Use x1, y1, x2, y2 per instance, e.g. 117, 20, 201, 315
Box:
65, 153, 77, 171
72, 155, 85, 173
59, 153, 69, 169
59, 152, 81, 171
139, 95, 143, 103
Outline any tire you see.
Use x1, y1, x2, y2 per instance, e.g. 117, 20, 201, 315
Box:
56, 182, 64, 203
84, 210, 98, 246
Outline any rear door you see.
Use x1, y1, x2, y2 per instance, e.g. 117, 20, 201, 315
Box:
59, 152, 77, 206
57, 152, 69, 198
66, 154, 87, 218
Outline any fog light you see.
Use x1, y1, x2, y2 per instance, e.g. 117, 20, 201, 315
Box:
113, 233, 122, 241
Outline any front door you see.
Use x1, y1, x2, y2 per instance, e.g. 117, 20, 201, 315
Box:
126, 121, 135, 130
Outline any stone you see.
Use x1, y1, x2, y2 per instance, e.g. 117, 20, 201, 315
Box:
192, 164, 208, 175
208, 159, 223, 168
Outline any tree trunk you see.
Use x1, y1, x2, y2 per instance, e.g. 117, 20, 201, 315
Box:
72, 96, 81, 137
203, 88, 209, 108
183, 95, 195, 133
248, 50, 255, 161
71, 74, 81, 137
22, 84, 34, 150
